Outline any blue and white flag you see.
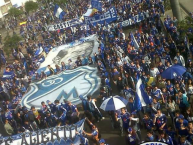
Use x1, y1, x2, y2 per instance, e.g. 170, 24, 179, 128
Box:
34, 46, 43, 56
91, 0, 102, 11
84, 7, 117, 26
131, 33, 139, 49
135, 79, 150, 110
54, 4, 66, 20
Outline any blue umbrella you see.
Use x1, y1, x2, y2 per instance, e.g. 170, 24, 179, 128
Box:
113, 95, 128, 105
100, 96, 128, 111
161, 65, 186, 79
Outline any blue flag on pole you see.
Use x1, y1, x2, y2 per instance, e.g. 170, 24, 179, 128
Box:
134, 92, 142, 111
54, 4, 66, 20
135, 79, 150, 110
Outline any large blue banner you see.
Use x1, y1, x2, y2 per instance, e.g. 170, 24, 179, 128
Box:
84, 7, 117, 25
1, 119, 85, 145
47, 18, 83, 31
47, 8, 149, 32
91, 0, 102, 11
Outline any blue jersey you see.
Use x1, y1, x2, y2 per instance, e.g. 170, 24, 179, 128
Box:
119, 112, 130, 129
4, 111, 13, 120
143, 118, 153, 130
158, 136, 173, 145
166, 84, 174, 96
176, 119, 189, 136
155, 114, 167, 129
92, 128, 98, 137
127, 134, 138, 145
45, 114, 58, 127
65, 104, 77, 113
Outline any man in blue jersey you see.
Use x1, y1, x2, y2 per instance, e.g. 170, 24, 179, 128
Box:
143, 113, 153, 131
119, 108, 130, 131
176, 115, 189, 137
44, 111, 58, 127
153, 109, 167, 131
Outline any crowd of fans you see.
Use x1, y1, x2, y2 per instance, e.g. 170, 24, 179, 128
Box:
0, 0, 193, 145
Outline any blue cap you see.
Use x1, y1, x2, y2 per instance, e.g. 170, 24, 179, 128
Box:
46, 100, 50, 104
99, 139, 105, 143
131, 111, 136, 115
178, 115, 184, 119
128, 127, 132, 132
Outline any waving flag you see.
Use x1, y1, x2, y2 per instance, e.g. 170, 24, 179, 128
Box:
130, 32, 139, 49
54, 4, 66, 20
34, 47, 43, 56
134, 79, 150, 110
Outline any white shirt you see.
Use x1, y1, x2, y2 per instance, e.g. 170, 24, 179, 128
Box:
150, 68, 160, 77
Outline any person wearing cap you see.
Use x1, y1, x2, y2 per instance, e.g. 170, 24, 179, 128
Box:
176, 114, 189, 136
174, 50, 185, 67
99, 138, 109, 145
126, 127, 140, 145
